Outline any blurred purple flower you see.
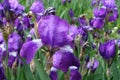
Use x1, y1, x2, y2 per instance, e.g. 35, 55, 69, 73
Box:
0, 63, 6, 80
108, 9, 118, 22
93, 7, 106, 18
30, 0, 44, 20
49, 67, 58, 80
90, 17, 104, 29
53, 49, 80, 73
99, 40, 116, 59
0, 33, 6, 61
3, 0, 25, 21
69, 66, 82, 80
38, 15, 71, 50
8, 32, 22, 67
20, 39, 43, 64
69, 8, 74, 18
87, 59, 99, 72
78, 16, 87, 26
103, 0, 117, 9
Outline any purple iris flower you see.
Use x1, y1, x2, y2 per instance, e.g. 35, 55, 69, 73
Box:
8, 32, 22, 67
53, 49, 80, 73
77, 27, 88, 42
99, 40, 116, 59
38, 15, 71, 50
108, 9, 118, 22
3, 0, 25, 21
30, 0, 44, 21
20, 39, 43, 64
90, 17, 104, 29
104, 0, 117, 9
93, 7, 106, 18
78, 16, 87, 26
87, 59, 99, 72
69, 66, 82, 80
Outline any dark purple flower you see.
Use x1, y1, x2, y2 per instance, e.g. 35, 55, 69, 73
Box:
90, 18, 104, 29
78, 16, 87, 26
87, 59, 99, 72
38, 15, 70, 50
69, 66, 82, 80
20, 39, 43, 64
0, 63, 6, 80
53, 49, 80, 73
99, 40, 116, 59
108, 9, 118, 22
77, 27, 88, 41
69, 8, 74, 18
49, 67, 58, 80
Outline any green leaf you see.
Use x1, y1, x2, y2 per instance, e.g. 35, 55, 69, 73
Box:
23, 64, 35, 80
34, 58, 50, 80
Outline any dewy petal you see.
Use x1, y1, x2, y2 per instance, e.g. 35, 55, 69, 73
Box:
49, 67, 58, 80
53, 50, 80, 72
69, 66, 82, 80
38, 15, 70, 49
20, 39, 43, 64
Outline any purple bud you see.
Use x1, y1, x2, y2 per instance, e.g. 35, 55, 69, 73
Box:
69, 8, 74, 18
99, 40, 116, 59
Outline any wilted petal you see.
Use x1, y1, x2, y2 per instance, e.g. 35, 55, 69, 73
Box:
20, 39, 43, 64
